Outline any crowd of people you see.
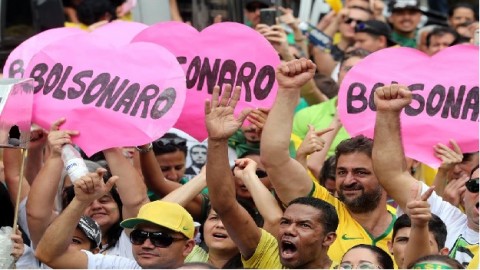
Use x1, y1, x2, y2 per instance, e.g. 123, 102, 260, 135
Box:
0, 0, 479, 269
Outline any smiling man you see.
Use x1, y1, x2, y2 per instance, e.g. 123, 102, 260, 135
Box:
388, 0, 423, 47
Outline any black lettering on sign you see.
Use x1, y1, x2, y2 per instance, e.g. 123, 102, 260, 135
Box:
96, 77, 129, 109
82, 73, 110, 104
131, 84, 160, 118
30, 63, 49, 93
151, 87, 176, 119
426, 85, 446, 116
217, 60, 237, 90
254, 65, 275, 101
235, 62, 256, 102
43, 63, 64, 95
441, 86, 465, 119
69, 70, 93, 99
405, 84, 425, 116
186, 56, 201, 89
368, 83, 384, 111
9, 59, 25, 78
177, 56, 187, 65
461, 87, 479, 121
346, 82, 368, 114
198, 58, 220, 92
113, 83, 140, 114
52, 66, 73, 100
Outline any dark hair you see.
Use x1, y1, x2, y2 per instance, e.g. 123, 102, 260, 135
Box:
463, 152, 479, 162
335, 135, 373, 165
343, 244, 394, 269
152, 133, 188, 156
62, 170, 123, 251
448, 3, 477, 21
471, 164, 479, 177
288, 197, 339, 233
393, 213, 447, 250
313, 74, 339, 99
339, 48, 370, 68
77, 0, 115, 26
407, 254, 465, 269
319, 155, 336, 186
190, 144, 207, 154
426, 27, 458, 48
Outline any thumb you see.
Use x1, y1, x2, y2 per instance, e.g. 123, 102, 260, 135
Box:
238, 108, 253, 125
307, 124, 315, 134
105, 176, 119, 192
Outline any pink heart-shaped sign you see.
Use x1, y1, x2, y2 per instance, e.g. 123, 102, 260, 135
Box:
132, 22, 281, 141
338, 45, 479, 167
25, 33, 186, 156
91, 20, 148, 46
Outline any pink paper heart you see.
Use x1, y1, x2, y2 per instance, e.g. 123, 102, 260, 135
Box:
132, 22, 281, 141
24, 33, 186, 156
338, 45, 479, 167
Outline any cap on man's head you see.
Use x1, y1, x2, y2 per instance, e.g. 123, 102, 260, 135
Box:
355, 20, 397, 47
245, 0, 272, 10
78, 216, 102, 248
120, 201, 195, 239
389, 0, 421, 12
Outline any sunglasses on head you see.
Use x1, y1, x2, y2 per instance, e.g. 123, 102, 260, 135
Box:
465, 178, 479, 193
343, 17, 364, 25
130, 230, 186, 248
156, 138, 187, 147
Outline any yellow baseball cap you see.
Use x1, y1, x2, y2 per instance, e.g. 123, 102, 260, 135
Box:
120, 201, 195, 239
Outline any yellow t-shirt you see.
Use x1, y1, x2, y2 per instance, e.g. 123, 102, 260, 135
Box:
242, 229, 338, 269
467, 249, 479, 269
309, 181, 396, 265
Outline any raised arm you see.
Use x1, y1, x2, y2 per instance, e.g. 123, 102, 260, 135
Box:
260, 58, 317, 204
205, 84, 261, 259
26, 118, 78, 247
372, 85, 417, 210
402, 183, 435, 268
162, 167, 206, 206
35, 168, 117, 268
235, 158, 283, 235
25, 128, 47, 184
432, 140, 463, 197
138, 146, 204, 221
103, 148, 149, 219
296, 125, 333, 171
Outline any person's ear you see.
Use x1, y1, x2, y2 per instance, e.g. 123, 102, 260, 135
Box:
439, 247, 449, 256
322, 232, 337, 247
387, 240, 393, 254
183, 239, 196, 257
91, 247, 100, 254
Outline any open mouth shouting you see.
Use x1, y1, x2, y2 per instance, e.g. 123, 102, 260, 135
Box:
280, 239, 298, 260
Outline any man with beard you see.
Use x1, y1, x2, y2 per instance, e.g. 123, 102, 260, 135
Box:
372, 84, 479, 267
205, 79, 338, 269
261, 58, 396, 263
388, 0, 423, 48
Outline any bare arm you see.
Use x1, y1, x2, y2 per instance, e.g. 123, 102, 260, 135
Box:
26, 118, 78, 247
138, 147, 204, 221
402, 184, 435, 268
3, 149, 30, 207
169, 0, 183, 21
205, 84, 261, 259
103, 148, 149, 219
260, 59, 317, 204
24, 129, 47, 185
235, 158, 283, 235
372, 85, 417, 210
36, 169, 117, 269
162, 168, 206, 206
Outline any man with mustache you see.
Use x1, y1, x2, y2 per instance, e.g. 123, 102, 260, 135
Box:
388, 0, 423, 48
261, 58, 396, 264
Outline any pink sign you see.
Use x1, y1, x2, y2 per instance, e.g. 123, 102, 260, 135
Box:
132, 22, 281, 141
24, 33, 186, 156
338, 45, 479, 168
3, 27, 83, 79
91, 20, 148, 46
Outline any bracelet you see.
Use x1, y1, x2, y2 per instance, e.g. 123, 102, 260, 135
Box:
135, 142, 153, 153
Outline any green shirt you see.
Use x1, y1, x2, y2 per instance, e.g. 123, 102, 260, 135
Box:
392, 31, 417, 48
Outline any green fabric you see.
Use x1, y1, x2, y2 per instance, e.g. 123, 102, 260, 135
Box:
294, 98, 309, 113
185, 245, 209, 263
292, 97, 350, 157
392, 31, 417, 48
228, 130, 261, 158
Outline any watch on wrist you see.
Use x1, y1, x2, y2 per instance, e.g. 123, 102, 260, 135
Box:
136, 142, 153, 153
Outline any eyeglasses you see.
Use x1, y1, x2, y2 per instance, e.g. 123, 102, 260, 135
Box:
343, 17, 364, 25
155, 137, 187, 147
339, 262, 381, 269
465, 178, 479, 193
130, 230, 186, 248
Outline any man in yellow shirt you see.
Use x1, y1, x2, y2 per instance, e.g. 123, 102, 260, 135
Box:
261, 58, 396, 263
204, 77, 338, 268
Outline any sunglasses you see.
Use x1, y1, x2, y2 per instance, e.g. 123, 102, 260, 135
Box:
130, 230, 186, 248
465, 178, 479, 193
339, 262, 381, 269
155, 138, 187, 147
343, 17, 364, 25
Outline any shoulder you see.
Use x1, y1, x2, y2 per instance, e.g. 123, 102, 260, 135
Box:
84, 250, 140, 269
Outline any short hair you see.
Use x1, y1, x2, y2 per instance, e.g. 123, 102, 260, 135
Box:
343, 244, 394, 269
407, 254, 465, 269
152, 133, 188, 156
77, 0, 115, 25
448, 2, 477, 21
416, 24, 441, 46
339, 48, 370, 68
335, 135, 373, 165
426, 27, 459, 48
287, 197, 339, 233
319, 155, 336, 186
314, 74, 339, 99
189, 144, 207, 154
392, 213, 447, 250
